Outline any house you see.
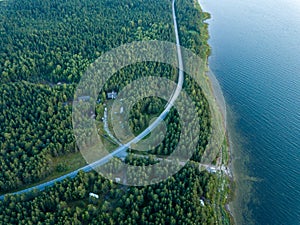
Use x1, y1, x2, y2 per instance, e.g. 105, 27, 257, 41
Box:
120, 106, 124, 114
107, 91, 117, 99
207, 166, 217, 173
115, 177, 121, 183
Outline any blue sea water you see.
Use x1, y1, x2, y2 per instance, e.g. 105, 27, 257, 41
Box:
199, 0, 300, 224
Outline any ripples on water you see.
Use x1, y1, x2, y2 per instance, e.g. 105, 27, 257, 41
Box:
199, 0, 300, 224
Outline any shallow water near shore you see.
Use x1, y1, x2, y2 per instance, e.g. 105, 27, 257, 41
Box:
199, 0, 300, 224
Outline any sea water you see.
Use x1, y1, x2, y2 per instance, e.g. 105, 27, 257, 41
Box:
199, 0, 300, 224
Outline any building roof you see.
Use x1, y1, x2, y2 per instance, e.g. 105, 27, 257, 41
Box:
107, 91, 117, 99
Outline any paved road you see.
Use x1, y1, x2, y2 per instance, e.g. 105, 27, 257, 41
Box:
141, 155, 231, 177
0, 0, 183, 200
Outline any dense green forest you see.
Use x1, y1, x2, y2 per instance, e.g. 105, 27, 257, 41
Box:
0, 0, 174, 83
0, 82, 76, 191
0, 0, 174, 192
126, 73, 211, 161
0, 165, 230, 224
0, 0, 231, 224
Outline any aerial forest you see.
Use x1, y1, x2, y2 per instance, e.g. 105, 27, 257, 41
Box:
0, 0, 230, 224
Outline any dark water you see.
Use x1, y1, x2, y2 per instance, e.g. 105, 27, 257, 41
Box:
199, 0, 300, 224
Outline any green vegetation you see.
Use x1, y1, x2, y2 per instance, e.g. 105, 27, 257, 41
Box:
126, 73, 211, 162
0, 0, 231, 224
0, 82, 76, 192
0, 0, 174, 193
0, 165, 228, 224
0, 0, 173, 84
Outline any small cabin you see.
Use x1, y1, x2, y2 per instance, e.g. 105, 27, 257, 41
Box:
107, 91, 117, 99
207, 167, 217, 173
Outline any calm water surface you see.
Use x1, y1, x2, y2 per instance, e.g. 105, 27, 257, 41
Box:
199, 0, 300, 224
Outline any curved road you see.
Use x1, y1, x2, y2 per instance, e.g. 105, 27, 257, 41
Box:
0, 0, 183, 200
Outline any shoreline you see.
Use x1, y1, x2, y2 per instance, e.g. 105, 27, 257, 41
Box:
196, 0, 253, 223
196, 0, 237, 223
206, 67, 236, 223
